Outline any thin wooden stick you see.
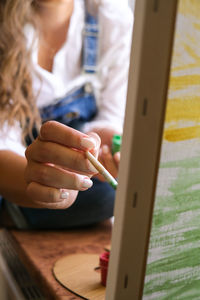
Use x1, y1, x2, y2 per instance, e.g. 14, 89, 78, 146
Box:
86, 151, 118, 190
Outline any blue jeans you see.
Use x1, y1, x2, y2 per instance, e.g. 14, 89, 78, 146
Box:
19, 179, 115, 229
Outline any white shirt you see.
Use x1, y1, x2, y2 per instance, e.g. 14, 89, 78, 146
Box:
0, 0, 133, 156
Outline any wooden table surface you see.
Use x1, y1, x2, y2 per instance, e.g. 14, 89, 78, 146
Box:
9, 220, 112, 300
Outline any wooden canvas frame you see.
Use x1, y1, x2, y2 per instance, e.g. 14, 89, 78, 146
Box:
106, 0, 178, 299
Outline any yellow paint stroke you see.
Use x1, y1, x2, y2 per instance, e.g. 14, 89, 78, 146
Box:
169, 75, 200, 91
178, 0, 200, 19
165, 97, 200, 123
162, 0, 200, 142
194, 23, 200, 31
164, 97, 200, 141
172, 43, 200, 73
164, 126, 200, 142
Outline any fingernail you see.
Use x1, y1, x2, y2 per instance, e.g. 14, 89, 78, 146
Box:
82, 178, 93, 189
81, 137, 96, 149
102, 145, 109, 155
60, 190, 69, 199
114, 152, 120, 163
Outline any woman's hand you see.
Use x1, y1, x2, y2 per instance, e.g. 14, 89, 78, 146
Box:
88, 127, 121, 181
24, 121, 100, 209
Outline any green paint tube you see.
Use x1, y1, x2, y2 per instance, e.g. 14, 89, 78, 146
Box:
111, 134, 122, 155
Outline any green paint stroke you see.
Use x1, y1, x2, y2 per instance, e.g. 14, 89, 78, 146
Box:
143, 155, 200, 299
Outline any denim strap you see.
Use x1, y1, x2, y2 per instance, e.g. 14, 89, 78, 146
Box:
82, 1, 99, 73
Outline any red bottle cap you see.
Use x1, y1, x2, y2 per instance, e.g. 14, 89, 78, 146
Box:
99, 251, 110, 286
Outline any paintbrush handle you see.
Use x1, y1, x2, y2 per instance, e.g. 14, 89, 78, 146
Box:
86, 151, 118, 189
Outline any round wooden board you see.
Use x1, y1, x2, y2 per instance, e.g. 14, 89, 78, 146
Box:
53, 253, 105, 300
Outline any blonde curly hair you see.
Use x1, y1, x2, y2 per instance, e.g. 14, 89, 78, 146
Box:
0, 0, 41, 144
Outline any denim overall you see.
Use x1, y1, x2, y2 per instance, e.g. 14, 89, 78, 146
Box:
4, 3, 115, 229
25, 7, 99, 145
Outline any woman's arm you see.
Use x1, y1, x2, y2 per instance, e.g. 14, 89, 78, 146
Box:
0, 121, 100, 209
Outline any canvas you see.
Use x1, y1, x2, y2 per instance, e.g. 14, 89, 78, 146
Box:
144, 1, 200, 299
106, 0, 200, 298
